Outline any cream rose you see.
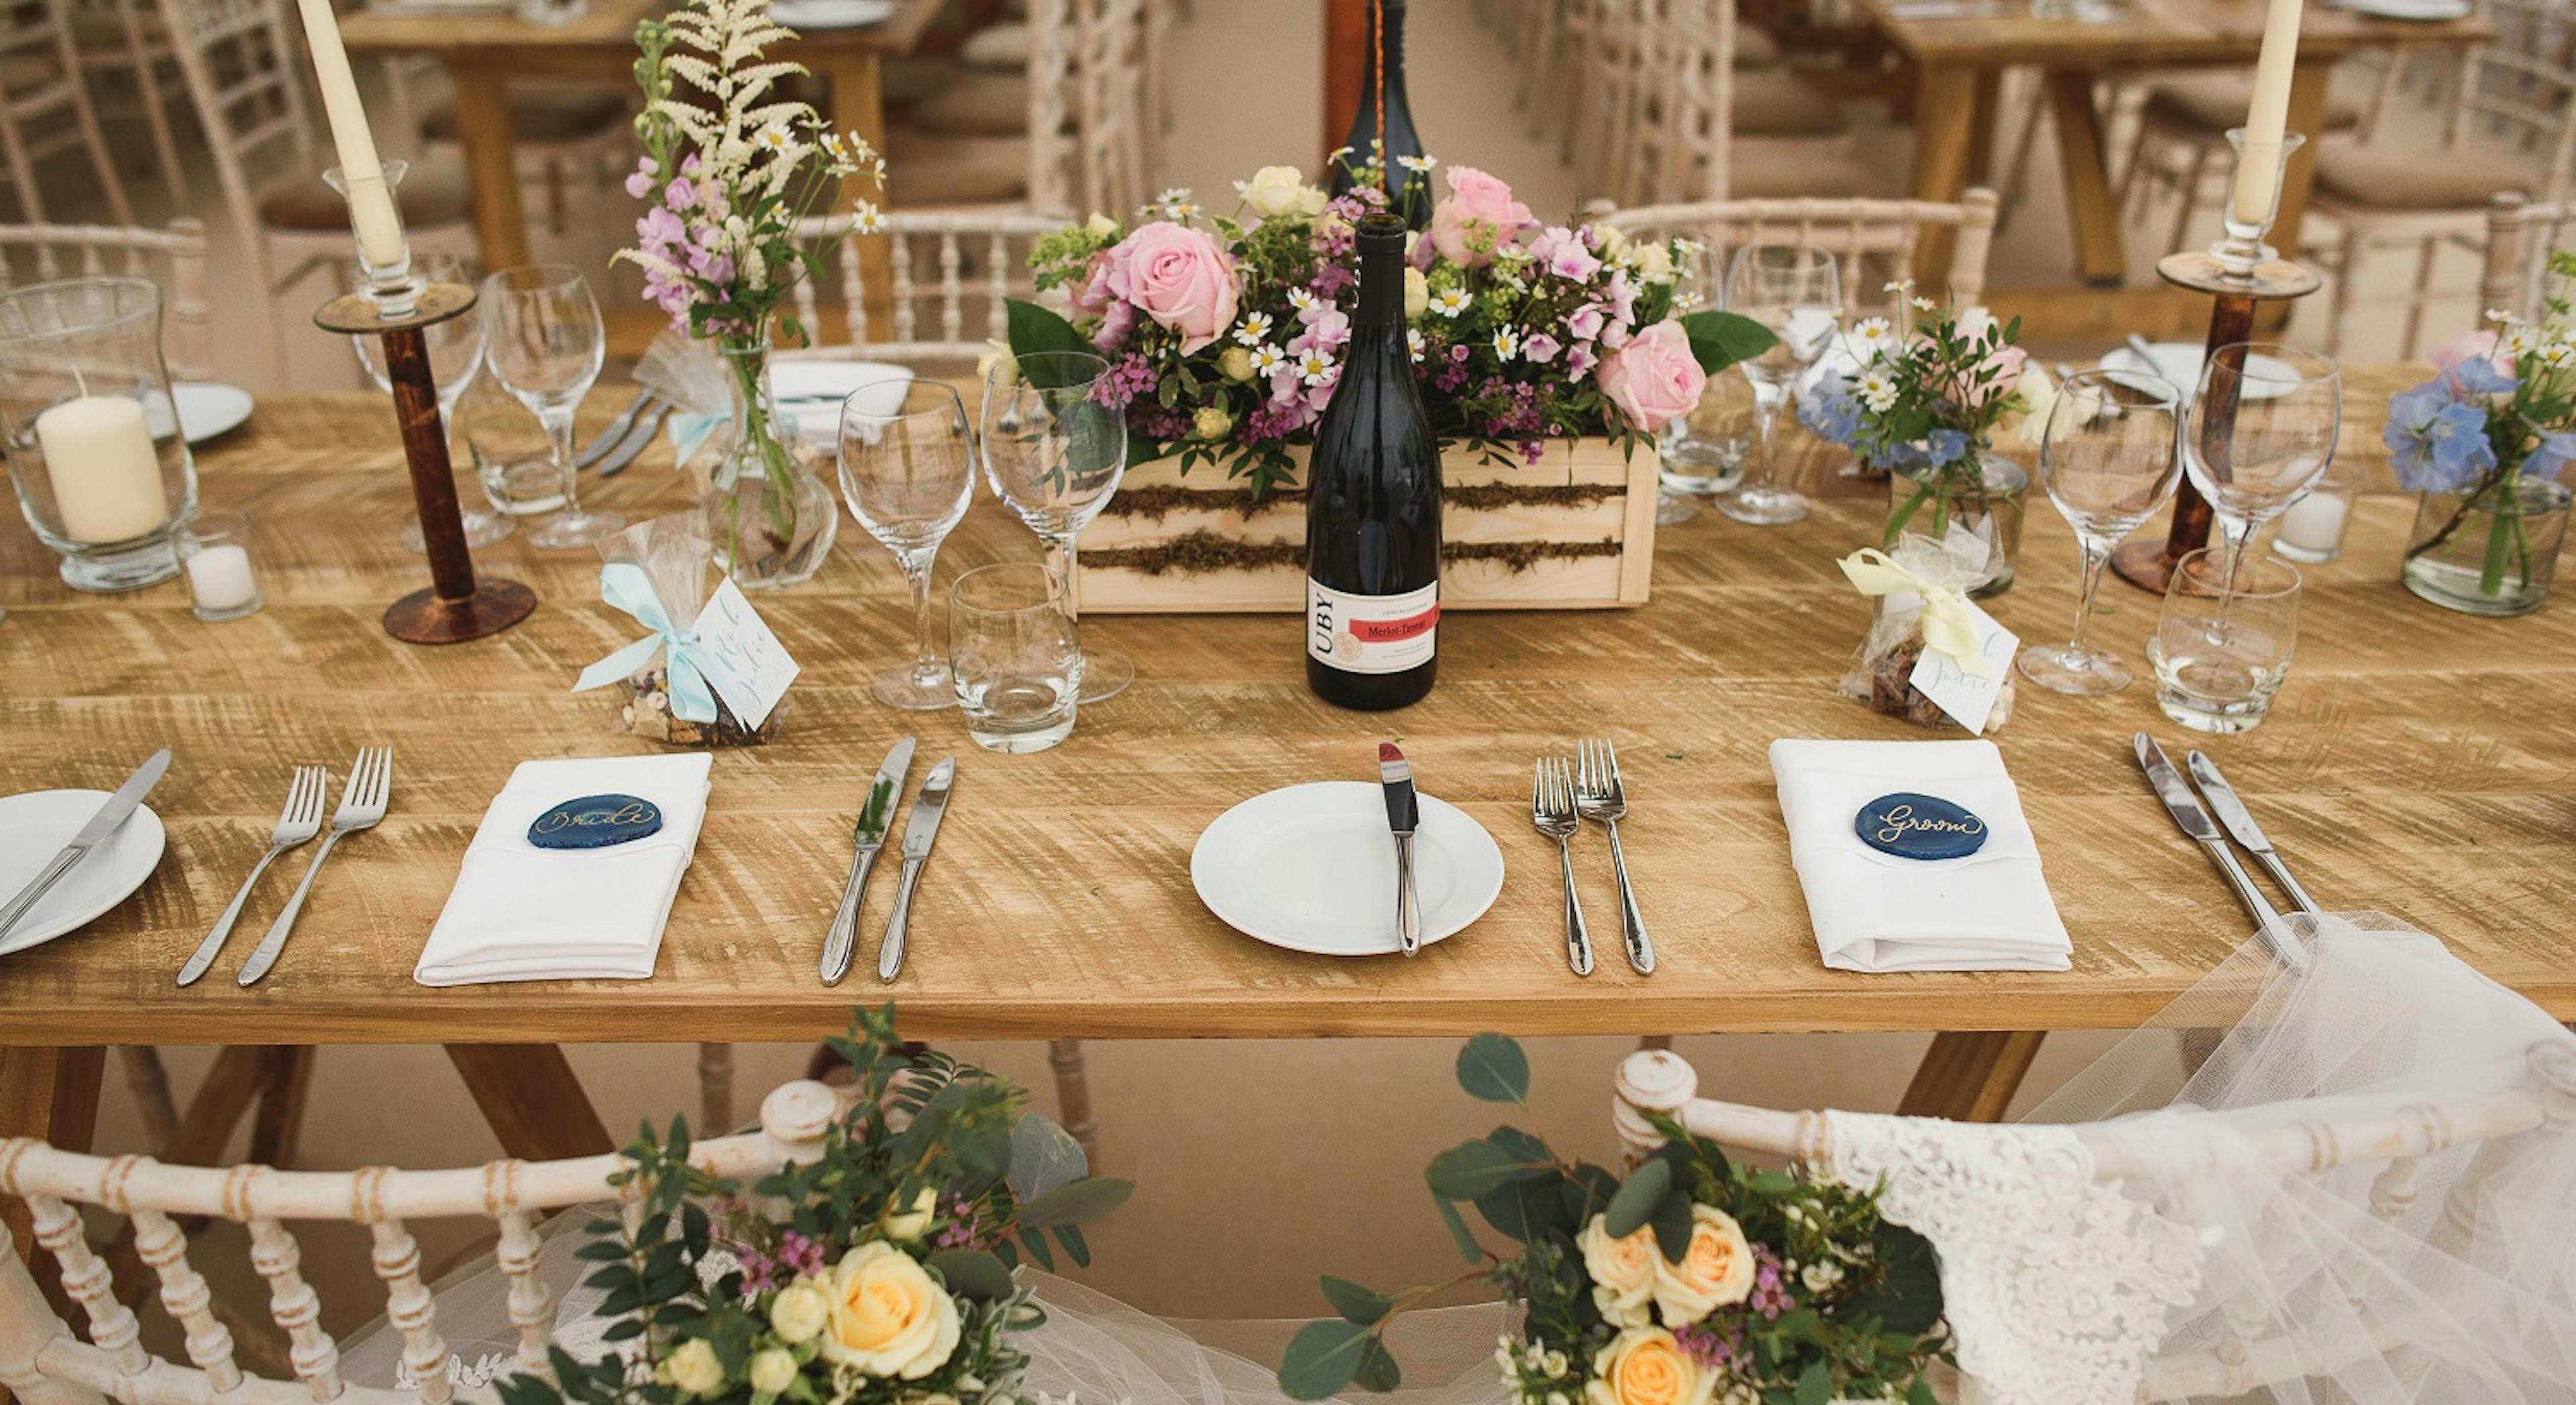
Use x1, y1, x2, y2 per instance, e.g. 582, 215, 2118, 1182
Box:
747, 1349, 799, 1396
1584, 1329, 1717, 1405
1193, 405, 1236, 441
1577, 1214, 1657, 1328
1403, 266, 1429, 319
771, 1280, 829, 1343
1650, 1205, 1757, 1325
1219, 345, 1256, 382
1085, 211, 1120, 238
881, 1186, 938, 1241
666, 1339, 725, 1396
1237, 165, 1328, 221
975, 342, 1018, 391
1629, 242, 1674, 284
818, 1243, 961, 1379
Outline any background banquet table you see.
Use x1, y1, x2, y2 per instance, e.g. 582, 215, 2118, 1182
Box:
3, 364, 2572, 1155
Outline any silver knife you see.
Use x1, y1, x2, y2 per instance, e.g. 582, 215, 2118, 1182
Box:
2186, 751, 2321, 915
2135, 733, 2307, 972
1379, 743, 1421, 956
822, 737, 914, 986
595, 401, 674, 478
877, 757, 955, 982
576, 388, 660, 468
0, 748, 172, 943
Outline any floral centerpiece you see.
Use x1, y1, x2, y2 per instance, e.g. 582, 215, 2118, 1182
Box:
495, 1009, 1130, 1405
1005, 154, 1772, 498
1277, 1037, 1949, 1405
2386, 284, 2576, 617
1800, 293, 2047, 596
619, 0, 885, 588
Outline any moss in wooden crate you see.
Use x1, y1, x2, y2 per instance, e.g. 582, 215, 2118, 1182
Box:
1104, 481, 1624, 521
1444, 483, 1625, 511
1087, 530, 1625, 577
1445, 539, 1624, 571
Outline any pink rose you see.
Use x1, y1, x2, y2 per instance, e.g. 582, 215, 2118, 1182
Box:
2433, 329, 2515, 385
1111, 221, 1238, 354
1595, 320, 1707, 434
1427, 166, 1534, 267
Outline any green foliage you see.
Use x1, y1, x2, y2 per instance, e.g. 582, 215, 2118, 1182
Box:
1679, 309, 1778, 373
1456, 1033, 1532, 1103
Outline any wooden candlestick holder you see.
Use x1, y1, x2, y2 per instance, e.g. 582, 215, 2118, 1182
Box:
315, 280, 536, 643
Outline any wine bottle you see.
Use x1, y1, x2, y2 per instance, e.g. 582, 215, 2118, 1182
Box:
1328, 0, 1430, 229
1306, 213, 1440, 711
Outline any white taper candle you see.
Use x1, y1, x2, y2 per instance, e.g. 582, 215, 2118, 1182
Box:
2231, 0, 2305, 227
290, 0, 407, 268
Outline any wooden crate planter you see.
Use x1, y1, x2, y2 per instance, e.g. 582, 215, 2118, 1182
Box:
1073, 438, 1660, 613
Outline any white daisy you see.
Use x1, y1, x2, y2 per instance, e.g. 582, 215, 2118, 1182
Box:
1491, 328, 1519, 362
1430, 289, 1470, 317
2541, 342, 2575, 368
1858, 369, 1900, 413
1911, 296, 1937, 313
849, 201, 886, 236
1845, 316, 1894, 357
1297, 348, 1336, 384
1234, 311, 1275, 345
1407, 327, 1426, 362
1287, 287, 1321, 313
1248, 344, 1287, 376
1884, 279, 1913, 295
1396, 153, 1437, 173
2503, 325, 2540, 358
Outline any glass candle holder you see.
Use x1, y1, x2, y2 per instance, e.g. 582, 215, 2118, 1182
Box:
2218, 129, 2305, 280
180, 509, 264, 621
2271, 453, 2361, 564
0, 276, 195, 591
323, 160, 418, 317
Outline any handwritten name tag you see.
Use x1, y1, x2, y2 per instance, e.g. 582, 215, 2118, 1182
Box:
529, 794, 664, 849
1854, 792, 1988, 860
692, 577, 800, 729
1902, 592, 2017, 735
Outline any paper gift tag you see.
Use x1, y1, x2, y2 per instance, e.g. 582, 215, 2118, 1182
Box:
1907, 596, 2018, 735
692, 578, 800, 729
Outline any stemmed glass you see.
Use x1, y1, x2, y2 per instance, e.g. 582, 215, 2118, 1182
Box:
480, 264, 619, 550
839, 377, 975, 711
2016, 369, 2183, 695
352, 254, 511, 551
980, 350, 1133, 703
1719, 244, 1841, 525
2184, 342, 2341, 601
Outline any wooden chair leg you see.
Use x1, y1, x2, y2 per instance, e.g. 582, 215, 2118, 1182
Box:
698, 1043, 735, 1133
1895, 1031, 2045, 1122
2166, 143, 2208, 258
247, 1047, 316, 1168
2400, 235, 2440, 359
1637, 1035, 1674, 1052
1047, 1038, 1099, 1168
2326, 226, 2363, 358
443, 1044, 614, 1160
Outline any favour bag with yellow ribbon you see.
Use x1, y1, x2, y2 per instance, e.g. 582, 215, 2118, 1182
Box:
572, 515, 789, 746
1838, 522, 2019, 733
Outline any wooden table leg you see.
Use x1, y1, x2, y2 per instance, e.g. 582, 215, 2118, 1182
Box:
1966, 69, 2002, 186
1907, 61, 1982, 288
1896, 1031, 2045, 1122
2045, 71, 2127, 287
822, 51, 894, 336
447, 60, 531, 270
443, 1045, 614, 1161
248, 1047, 317, 1168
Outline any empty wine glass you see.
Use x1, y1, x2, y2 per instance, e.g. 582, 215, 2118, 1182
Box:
2017, 369, 2182, 695
352, 254, 511, 551
2184, 342, 2340, 598
981, 350, 1132, 703
481, 264, 619, 549
839, 377, 975, 711
1720, 244, 1841, 525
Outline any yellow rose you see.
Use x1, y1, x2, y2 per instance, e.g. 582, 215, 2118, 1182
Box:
881, 1187, 938, 1241
1577, 1214, 1657, 1328
666, 1339, 726, 1396
1219, 346, 1256, 382
747, 1348, 799, 1396
819, 1242, 961, 1379
1085, 211, 1120, 238
1584, 1329, 1717, 1405
1630, 242, 1674, 284
1404, 266, 1429, 319
1238, 165, 1328, 221
771, 1280, 830, 1343
1650, 1205, 1756, 1325
1193, 405, 1236, 441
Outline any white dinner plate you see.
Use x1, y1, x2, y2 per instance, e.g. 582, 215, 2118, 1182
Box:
143, 382, 256, 445
768, 0, 894, 27
2337, 0, 2469, 20
1191, 782, 1505, 957
771, 360, 913, 446
0, 790, 167, 958
2100, 344, 2299, 405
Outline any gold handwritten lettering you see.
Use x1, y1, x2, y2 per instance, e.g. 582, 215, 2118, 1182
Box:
1872, 803, 1985, 845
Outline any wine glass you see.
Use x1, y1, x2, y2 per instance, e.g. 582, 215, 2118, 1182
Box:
352, 254, 511, 552
839, 377, 975, 711
980, 350, 1133, 703
2016, 369, 2182, 695
2184, 342, 2341, 599
1719, 244, 1841, 525
480, 264, 619, 549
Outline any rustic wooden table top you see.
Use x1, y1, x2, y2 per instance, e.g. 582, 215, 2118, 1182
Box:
1858, 0, 2491, 68
339, 0, 941, 57
3, 362, 2571, 1047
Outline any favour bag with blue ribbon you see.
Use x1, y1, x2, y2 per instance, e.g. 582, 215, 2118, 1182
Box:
571, 515, 786, 746
1837, 521, 2019, 733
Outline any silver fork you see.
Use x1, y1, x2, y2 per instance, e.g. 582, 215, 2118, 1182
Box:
1574, 739, 1656, 975
176, 765, 327, 987
1532, 757, 1594, 977
236, 748, 392, 986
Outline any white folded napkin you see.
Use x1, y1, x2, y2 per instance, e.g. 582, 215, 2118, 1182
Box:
1769, 738, 2070, 973
772, 361, 913, 446
415, 753, 713, 986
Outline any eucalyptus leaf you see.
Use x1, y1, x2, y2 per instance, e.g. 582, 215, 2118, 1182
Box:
1434, 1194, 1483, 1263
1008, 1112, 1091, 1200
1014, 1175, 1134, 1228
1601, 1155, 1672, 1237
1794, 1361, 1831, 1405
1455, 1033, 1531, 1102
1321, 1275, 1395, 1326
1426, 1137, 1552, 1200
1353, 1337, 1402, 1393
928, 1249, 1014, 1302
1845, 1222, 1943, 1335
1648, 1189, 1693, 1263
1278, 1319, 1375, 1401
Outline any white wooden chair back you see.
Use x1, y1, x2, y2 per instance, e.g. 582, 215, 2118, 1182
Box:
1613, 1043, 2576, 1400
0, 0, 136, 227
2482, 191, 2575, 321
1618, 0, 1737, 206
785, 209, 1065, 366
2446, 0, 2576, 202
0, 1079, 851, 1405
1074, 0, 1146, 218
0, 217, 215, 379
1597, 189, 2001, 316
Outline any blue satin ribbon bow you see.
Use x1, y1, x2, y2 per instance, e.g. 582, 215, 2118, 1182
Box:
665, 409, 729, 464
571, 562, 718, 723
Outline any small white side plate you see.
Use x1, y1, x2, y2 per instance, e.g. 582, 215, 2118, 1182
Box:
144, 383, 256, 445
2100, 344, 2298, 405
2338, 0, 2469, 20
0, 790, 167, 958
771, 360, 913, 446
1191, 781, 1505, 956
768, 0, 894, 28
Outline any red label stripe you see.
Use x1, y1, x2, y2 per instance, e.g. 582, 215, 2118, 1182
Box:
1350, 605, 1439, 644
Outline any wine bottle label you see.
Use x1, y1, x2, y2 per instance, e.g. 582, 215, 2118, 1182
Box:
1307, 578, 1439, 674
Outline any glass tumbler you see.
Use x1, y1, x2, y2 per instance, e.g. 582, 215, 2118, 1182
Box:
949, 562, 1083, 753
2149, 547, 2302, 733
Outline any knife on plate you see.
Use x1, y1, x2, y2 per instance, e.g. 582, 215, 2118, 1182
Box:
821, 736, 914, 986
2186, 750, 2321, 915
877, 757, 955, 982
576, 388, 661, 469
0, 748, 171, 943
1380, 743, 1421, 957
2135, 733, 2306, 972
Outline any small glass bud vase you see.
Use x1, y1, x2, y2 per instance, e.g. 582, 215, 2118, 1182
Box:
1884, 450, 2029, 598
0, 276, 196, 591
702, 335, 839, 590
2401, 475, 2571, 617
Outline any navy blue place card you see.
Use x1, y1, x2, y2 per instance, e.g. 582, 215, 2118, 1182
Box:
1854, 792, 1988, 860
528, 794, 664, 850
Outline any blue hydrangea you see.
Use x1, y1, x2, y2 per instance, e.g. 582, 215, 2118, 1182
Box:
2383, 380, 2496, 492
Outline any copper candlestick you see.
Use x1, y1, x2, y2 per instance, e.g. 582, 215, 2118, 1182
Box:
315, 280, 536, 643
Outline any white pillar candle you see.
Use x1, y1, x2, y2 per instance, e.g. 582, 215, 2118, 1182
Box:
290, 0, 406, 268
36, 396, 170, 544
2276, 488, 2349, 554
185, 543, 260, 612
2231, 0, 2304, 227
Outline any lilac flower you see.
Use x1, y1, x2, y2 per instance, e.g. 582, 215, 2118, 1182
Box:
775, 1231, 825, 1279
2384, 380, 2498, 492
1521, 333, 1562, 365
1311, 263, 1356, 299
1093, 352, 1157, 407
1674, 1322, 1742, 1371
738, 1254, 777, 1297
1748, 1245, 1795, 1320
663, 177, 698, 211
637, 205, 687, 249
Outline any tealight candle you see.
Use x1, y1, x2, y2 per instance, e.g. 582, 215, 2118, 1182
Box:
36, 395, 170, 544
181, 510, 264, 621
2274, 459, 2360, 564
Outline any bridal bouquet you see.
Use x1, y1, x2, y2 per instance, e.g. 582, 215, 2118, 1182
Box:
1008, 155, 1772, 497
496, 1009, 1130, 1405
1279, 1037, 1948, 1405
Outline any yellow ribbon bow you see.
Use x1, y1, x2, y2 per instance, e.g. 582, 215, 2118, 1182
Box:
1837, 547, 2000, 680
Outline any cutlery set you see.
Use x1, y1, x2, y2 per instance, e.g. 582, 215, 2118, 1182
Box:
1529, 739, 1654, 977
576, 388, 672, 478
184, 748, 394, 986
820, 737, 955, 985
2134, 733, 2314, 972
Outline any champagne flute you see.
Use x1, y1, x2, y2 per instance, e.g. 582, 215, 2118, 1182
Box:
351, 254, 511, 551
980, 350, 1134, 702
2016, 369, 2182, 694
839, 377, 975, 711
1719, 244, 1841, 525
2184, 342, 2341, 607
481, 264, 619, 549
